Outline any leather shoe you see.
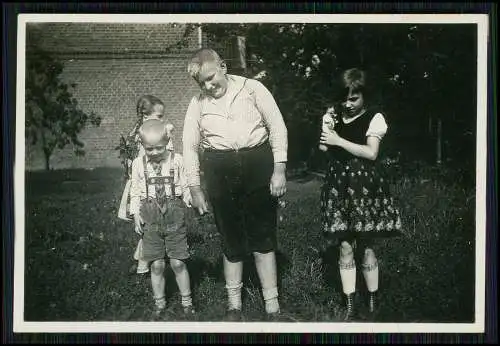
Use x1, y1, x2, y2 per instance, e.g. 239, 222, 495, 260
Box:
265, 311, 297, 322
225, 309, 243, 322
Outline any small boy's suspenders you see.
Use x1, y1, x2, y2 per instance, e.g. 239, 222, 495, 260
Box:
142, 153, 176, 201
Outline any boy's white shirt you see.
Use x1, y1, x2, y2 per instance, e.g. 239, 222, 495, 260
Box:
129, 150, 191, 215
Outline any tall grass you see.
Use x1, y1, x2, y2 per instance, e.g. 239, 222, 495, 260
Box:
23, 163, 475, 322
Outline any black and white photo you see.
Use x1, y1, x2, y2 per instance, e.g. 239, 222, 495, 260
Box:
13, 13, 489, 334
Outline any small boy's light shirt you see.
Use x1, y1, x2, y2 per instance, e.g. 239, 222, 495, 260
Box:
129, 152, 189, 215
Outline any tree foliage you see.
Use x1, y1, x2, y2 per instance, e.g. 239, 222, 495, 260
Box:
195, 23, 477, 171
25, 35, 102, 170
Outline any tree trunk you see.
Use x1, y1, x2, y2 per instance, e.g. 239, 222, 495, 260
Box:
436, 118, 442, 165
43, 148, 51, 170
41, 132, 51, 170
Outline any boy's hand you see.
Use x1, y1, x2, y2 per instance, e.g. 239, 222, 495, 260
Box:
183, 191, 193, 208
190, 186, 209, 215
134, 214, 144, 235
270, 162, 287, 197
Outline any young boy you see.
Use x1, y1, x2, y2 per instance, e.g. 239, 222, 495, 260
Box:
129, 118, 195, 320
119, 96, 175, 275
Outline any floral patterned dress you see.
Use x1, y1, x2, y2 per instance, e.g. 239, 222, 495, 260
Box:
320, 109, 402, 242
117, 120, 143, 221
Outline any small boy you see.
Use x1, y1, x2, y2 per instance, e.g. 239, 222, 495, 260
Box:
129, 118, 195, 319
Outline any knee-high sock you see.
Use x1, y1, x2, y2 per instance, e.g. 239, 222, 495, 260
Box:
339, 259, 356, 295
362, 260, 379, 292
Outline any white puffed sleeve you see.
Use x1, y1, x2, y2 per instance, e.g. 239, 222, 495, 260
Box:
366, 113, 388, 140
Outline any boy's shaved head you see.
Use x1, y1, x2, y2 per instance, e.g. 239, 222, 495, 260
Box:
138, 118, 174, 146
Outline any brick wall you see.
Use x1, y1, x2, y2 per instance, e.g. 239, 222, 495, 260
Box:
25, 23, 206, 170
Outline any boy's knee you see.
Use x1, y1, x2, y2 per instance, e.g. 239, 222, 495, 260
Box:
169, 258, 186, 273
151, 259, 166, 274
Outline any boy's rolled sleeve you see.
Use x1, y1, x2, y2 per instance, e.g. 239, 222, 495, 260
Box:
182, 96, 203, 187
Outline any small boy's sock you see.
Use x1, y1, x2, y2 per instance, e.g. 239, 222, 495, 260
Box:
181, 293, 193, 308
262, 287, 280, 314
154, 296, 166, 310
226, 281, 243, 310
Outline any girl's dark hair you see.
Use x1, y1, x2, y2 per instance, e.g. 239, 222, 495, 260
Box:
335, 67, 386, 114
340, 68, 368, 101
342, 68, 366, 92
136, 95, 165, 119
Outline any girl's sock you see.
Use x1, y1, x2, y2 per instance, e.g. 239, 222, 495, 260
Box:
339, 259, 356, 295
362, 260, 379, 292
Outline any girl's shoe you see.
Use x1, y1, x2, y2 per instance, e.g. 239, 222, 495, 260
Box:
368, 291, 377, 313
344, 293, 355, 321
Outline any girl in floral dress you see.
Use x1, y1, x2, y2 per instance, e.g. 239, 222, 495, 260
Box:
319, 68, 402, 320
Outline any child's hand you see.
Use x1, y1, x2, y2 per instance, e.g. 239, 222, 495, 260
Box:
320, 130, 342, 147
134, 214, 144, 235
183, 191, 193, 208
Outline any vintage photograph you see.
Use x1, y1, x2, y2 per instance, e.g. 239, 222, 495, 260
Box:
14, 14, 488, 333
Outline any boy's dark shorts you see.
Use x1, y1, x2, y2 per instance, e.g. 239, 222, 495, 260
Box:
139, 198, 189, 262
202, 141, 278, 263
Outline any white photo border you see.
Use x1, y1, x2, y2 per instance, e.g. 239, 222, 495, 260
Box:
14, 13, 489, 334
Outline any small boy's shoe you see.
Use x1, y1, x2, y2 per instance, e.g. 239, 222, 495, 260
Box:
182, 305, 197, 319
150, 306, 165, 321
224, 308, 243, 322
265, 310, 296, 322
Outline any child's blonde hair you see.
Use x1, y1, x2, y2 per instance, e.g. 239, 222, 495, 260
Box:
138, 118, 174, 146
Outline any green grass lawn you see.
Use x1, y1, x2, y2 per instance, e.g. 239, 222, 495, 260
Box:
23, 164, 476, 323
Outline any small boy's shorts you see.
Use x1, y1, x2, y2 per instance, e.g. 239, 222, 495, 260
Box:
202, 141, 278, 263
139, 198, 190, 262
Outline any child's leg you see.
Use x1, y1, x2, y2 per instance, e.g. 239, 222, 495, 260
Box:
362, 246, 379, 312
253, 251, 280, 314
339, 239, 356, 295
150, 259, 167, 310
169, 258, 193, 309
223, 255, 244, 311
338, 239, 356, 319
